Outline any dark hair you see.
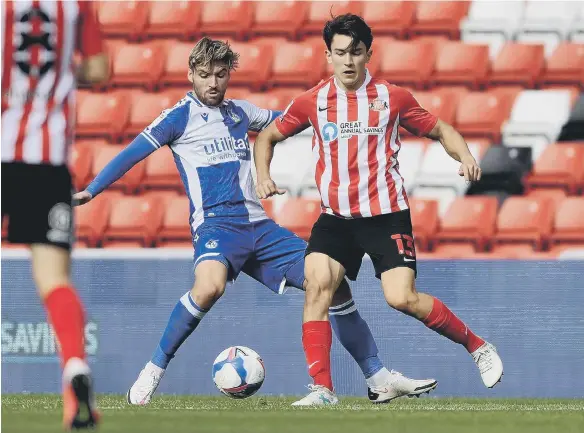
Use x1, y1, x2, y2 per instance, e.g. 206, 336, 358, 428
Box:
189, 37, 239, 72
323, 13, 373, 51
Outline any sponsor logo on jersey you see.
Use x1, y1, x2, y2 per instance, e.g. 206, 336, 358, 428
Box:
369, 99, 388, 112
322, 121, 385, 140
321, 122, 339, 142
203, 133, 250, 163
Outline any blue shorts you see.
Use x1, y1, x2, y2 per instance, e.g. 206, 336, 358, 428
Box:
193, 217, 306, 294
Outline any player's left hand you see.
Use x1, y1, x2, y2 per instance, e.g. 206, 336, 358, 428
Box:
458, 157, 481, 182
256, 178, 287, 199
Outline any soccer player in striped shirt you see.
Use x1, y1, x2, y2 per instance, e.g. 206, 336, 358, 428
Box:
2, 0, 108, 428
74, 37, 436, 406
255, 14, 504, 406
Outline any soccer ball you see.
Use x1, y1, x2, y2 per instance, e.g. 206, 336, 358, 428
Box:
212, 346, 265, 399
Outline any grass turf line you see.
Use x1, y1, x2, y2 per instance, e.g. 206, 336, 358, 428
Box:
2, 395, 583, 433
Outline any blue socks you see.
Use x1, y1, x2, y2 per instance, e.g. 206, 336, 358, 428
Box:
150, 292, 208, 369
329, 299, 384, 379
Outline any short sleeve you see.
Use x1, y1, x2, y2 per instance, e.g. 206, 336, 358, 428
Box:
76, 2, 104, 57
274, 93, 313, 137
231, 100, 279, 132
141, 100, 191, 148
395, 87, 438, 137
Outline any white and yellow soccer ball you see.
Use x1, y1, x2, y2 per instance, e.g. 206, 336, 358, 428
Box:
212, 346, 265, 399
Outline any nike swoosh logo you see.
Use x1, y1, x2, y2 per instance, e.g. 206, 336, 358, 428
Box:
308, 361, 319, 369
404, 258, 416, 262
318, 106, 331, 112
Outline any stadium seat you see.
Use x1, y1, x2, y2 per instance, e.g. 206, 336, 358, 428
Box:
396, 140, 428, 194
110, 42, 165, 90
527, 189, 568, 208
75, 192, 118, 247
260, 199, 275, 220
161, 41, 194, 87
538, 43, 584, 88
492, 197, 555, 249
75, 91, 131, 142
245, 89, 303, 112
299, 1, 363, 37
268, 136, 313, 196
157, 195, 192, 244
377, 40, 437, 89
199, 1, 253, 40
461, 31, 506, 60
228, 41, 273, 90
144, 1, 200, 40
410, 1, 470, 39
433, 196, 499, 250
141, 147, 182, 192
502, 90, 575, 147
525, 143, 584, 194
429, 243, 478, 259
250, 1, 309, 39
550, 198, 584, 245
102, 195, 165, 247
431, 42, 490, 89
488, 43, 545, 88
158, 240, 193, 249
125, 91, 182, 138
488, 244, 552, 259
362, 1, 416, 39
70, 140, 108, 191
516, 1, 580, 43
270, 38, 325, 88
274, 198, 321, 240
411, 89, 459, 127
454, 90, 516, 142
91, 144, 145, 193
461, 0, 524, 41
409, 198, 439, 251
569, 5, 584, 42
225, 87, 252, 100
549, 243, 584, 259
96, 0, 149, 40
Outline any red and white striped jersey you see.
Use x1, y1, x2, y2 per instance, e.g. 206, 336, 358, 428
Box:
275, 70, 438, 219
1, 0, 103, 165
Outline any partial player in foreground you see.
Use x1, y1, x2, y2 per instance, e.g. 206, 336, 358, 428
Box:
1, 1, 108, 429
254, 14, 504, 406
73, 37, 437, 406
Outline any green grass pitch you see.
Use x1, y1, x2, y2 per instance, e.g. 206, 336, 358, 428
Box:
2, 395, 583, 433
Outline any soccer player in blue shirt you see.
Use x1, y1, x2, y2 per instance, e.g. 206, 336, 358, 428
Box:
73, 37, 437, 405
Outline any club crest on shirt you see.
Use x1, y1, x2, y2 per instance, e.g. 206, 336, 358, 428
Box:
369, 99, 388, 112
225, 106, 241, 123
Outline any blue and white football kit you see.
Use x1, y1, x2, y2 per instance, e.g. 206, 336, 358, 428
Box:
87, 93, 305, 293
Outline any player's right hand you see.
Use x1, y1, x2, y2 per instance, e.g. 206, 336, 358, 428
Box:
72, 190, 93, 206
256, 178, 286, 199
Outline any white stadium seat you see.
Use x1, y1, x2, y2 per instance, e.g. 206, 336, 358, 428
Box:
396, 139, 427, 195
502, 90, 574, 147
268, 136, 313, 196
462, 32, 506, 59
460, 0, 524, 40
569, 4, 584, 41
517, 1, 580, 40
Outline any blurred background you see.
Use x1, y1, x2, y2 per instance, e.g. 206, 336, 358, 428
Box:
2, 0, 584, 398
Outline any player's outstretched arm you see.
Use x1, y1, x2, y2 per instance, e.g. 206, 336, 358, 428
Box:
426, 119, 481, 182
254, 122, 288, 199
72, 135, 158, 206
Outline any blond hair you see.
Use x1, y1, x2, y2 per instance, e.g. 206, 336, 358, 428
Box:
188, 37, 240, 71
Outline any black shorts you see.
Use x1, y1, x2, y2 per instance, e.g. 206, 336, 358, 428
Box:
2, 162, 74, 250
305, 210, 417, 281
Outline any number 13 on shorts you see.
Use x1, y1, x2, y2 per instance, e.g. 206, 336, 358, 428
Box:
391, 234, 416, 258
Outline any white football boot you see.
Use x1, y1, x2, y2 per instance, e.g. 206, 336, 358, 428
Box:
126, 361, 165, 405
291, 384, 339, 407
368, 370, 438, 404
471, 342, 504, 388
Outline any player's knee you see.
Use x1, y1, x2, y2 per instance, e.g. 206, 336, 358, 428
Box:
304, 275, 335, 306
190, 278, 226, 308
384, 287, 419, 314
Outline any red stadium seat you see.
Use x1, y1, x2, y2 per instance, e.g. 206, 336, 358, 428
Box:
103, 195, 165, 247
161, 41, 194, 87
199, 1, 253, 40
433, 196, 499, 250
411, 88, 459, 126
275, 198, 321, 240
550, 197, 584, 245
525, 143, 584, 194
362, 1, 416, 38
250, 1, 309, 39
488, 244, 550, 259
489, 43, 545, 88
144, 1, 201, 40
527, 188, 568, 208
91, 144, 145, 193
228, 40, 273, 90
158, 240, 193, 248
430, 243, 478, 259
432, 43, 489, 89
270, 38, 326, 88
299, 1, 363, 37
157, 195, 192, 244
409, 198, 439, 251
454, 90, 516, 142
538, 43, 584, 88
75, 192, 119, 247
125, 91, 181, 138
493, 197, 555, 250
245, 88, 305, 111
410, 1, 470, 39
75, 91, 131, 142
225, 87, 252, 100
141, 147, 182, 192
70, 140, 109, 191
378, 40, 437, 89
97, 1, 149, 40
110, 42, 165, 90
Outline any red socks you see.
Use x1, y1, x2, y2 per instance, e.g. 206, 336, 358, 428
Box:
422, 297, 484, 353
43, 286, 86, 366
302, 321, 333, 391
